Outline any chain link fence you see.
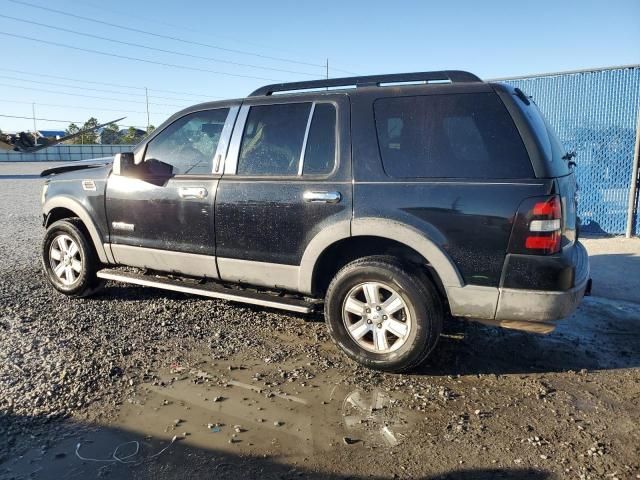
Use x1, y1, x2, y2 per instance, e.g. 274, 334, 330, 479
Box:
498, 65, 640, 236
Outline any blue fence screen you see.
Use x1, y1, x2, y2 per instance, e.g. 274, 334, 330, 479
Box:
502, 66, 640, 235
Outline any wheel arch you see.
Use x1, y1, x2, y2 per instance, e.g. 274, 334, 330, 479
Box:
299, 218, 463, 298
43, 196, 110, 263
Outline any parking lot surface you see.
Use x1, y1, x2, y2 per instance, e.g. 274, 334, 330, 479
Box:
1, 163, 639, 479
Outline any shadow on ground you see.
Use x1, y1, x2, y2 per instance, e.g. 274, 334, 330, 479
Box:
422, 294, 640, 376
97, 282, 640, 377
0, 413, 554, 480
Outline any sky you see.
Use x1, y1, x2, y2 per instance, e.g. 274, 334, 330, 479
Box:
1, 0, 639, 132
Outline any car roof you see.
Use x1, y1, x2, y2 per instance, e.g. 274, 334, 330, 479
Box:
175, 70, 485, 113
158, 70, 494, 136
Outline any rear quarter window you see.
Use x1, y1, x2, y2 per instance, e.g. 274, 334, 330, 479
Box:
374, 92, 534, 179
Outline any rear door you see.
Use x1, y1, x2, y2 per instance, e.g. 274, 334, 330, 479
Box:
105, 105, 238, 278
214, 94, 351, 291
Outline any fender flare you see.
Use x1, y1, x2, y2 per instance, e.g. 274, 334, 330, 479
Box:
298, 217, 463, 294
43, 196, 110, 264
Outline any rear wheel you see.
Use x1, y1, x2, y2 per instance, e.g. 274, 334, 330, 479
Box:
41, 218, 105, 297
324, 256, 443, 372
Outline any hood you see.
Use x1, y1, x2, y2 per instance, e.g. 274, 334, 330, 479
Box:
40, 156, 114, 177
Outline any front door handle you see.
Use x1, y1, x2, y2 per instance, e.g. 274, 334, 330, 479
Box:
303, 190, 341, 204
179, 187, 208, 199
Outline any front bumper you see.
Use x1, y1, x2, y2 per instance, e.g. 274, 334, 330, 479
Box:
495, 241, 590, 324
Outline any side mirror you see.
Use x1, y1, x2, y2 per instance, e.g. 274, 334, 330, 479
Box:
142, 158, 173, 178
112, 152, 135, 176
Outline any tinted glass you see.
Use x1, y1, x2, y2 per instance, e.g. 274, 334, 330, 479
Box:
237, 103, 311, 176
144, 109, 228, 175
303, 103, 337, 175
374, 93, 533, 178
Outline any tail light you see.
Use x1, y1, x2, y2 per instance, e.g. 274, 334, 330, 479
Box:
508, 196, 562, 255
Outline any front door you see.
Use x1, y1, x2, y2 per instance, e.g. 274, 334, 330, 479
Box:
214, 95, 351, 291
105, 105, 238, 278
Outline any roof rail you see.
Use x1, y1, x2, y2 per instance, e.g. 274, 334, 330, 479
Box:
249, 70, 482, 96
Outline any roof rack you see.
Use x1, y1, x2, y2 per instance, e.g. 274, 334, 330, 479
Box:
249, 70, 482, 96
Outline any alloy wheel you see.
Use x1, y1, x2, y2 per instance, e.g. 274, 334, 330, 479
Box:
341, 281, 412, 354
49, 234, 82, 286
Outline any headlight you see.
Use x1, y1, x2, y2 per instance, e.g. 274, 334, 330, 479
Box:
41, 183, 49, 205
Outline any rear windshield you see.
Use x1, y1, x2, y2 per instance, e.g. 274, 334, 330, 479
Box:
374, 92, 534, 179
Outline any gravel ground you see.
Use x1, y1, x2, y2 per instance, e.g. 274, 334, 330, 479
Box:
1, 163, 639, 479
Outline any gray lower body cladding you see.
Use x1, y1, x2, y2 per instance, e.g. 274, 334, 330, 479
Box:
448, 241, 590, 332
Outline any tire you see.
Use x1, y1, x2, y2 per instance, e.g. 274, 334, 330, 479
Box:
324, 255, 443, 372
41, 218, 105, 298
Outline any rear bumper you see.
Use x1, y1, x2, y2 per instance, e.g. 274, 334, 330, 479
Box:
447, 241, 590, 333
495, 241, 590, 323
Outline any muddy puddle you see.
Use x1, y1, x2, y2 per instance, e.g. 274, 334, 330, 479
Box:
120, 359, 416, 454
3, 358, 420, 479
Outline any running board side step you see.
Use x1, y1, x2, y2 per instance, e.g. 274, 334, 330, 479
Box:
96, 269, 315, 314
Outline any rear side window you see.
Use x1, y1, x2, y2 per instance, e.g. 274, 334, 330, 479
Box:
237, 103, 311, 176
303, 103, 337, 175
374, 93, 533, 179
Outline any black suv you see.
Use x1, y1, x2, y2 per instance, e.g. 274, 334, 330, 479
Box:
40, 71, 590, 372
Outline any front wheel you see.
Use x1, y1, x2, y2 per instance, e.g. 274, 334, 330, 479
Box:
41, 218, 105, 297
324, 256, 443, 372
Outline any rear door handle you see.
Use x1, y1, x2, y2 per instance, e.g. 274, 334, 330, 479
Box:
179, 187, 208, 199
303, 190, 341, 204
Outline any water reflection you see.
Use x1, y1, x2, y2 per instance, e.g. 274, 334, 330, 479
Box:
341, 389, 408, 447
109, 364, 416, 456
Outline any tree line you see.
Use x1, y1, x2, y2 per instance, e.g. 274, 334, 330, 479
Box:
64, 118, 156, 145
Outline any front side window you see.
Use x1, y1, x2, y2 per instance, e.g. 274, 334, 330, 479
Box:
144, 108, 229, 175
374, 93, 533, 179
237, 103, 311, 176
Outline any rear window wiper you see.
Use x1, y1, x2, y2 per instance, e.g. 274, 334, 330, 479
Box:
513, 88, 531, 105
